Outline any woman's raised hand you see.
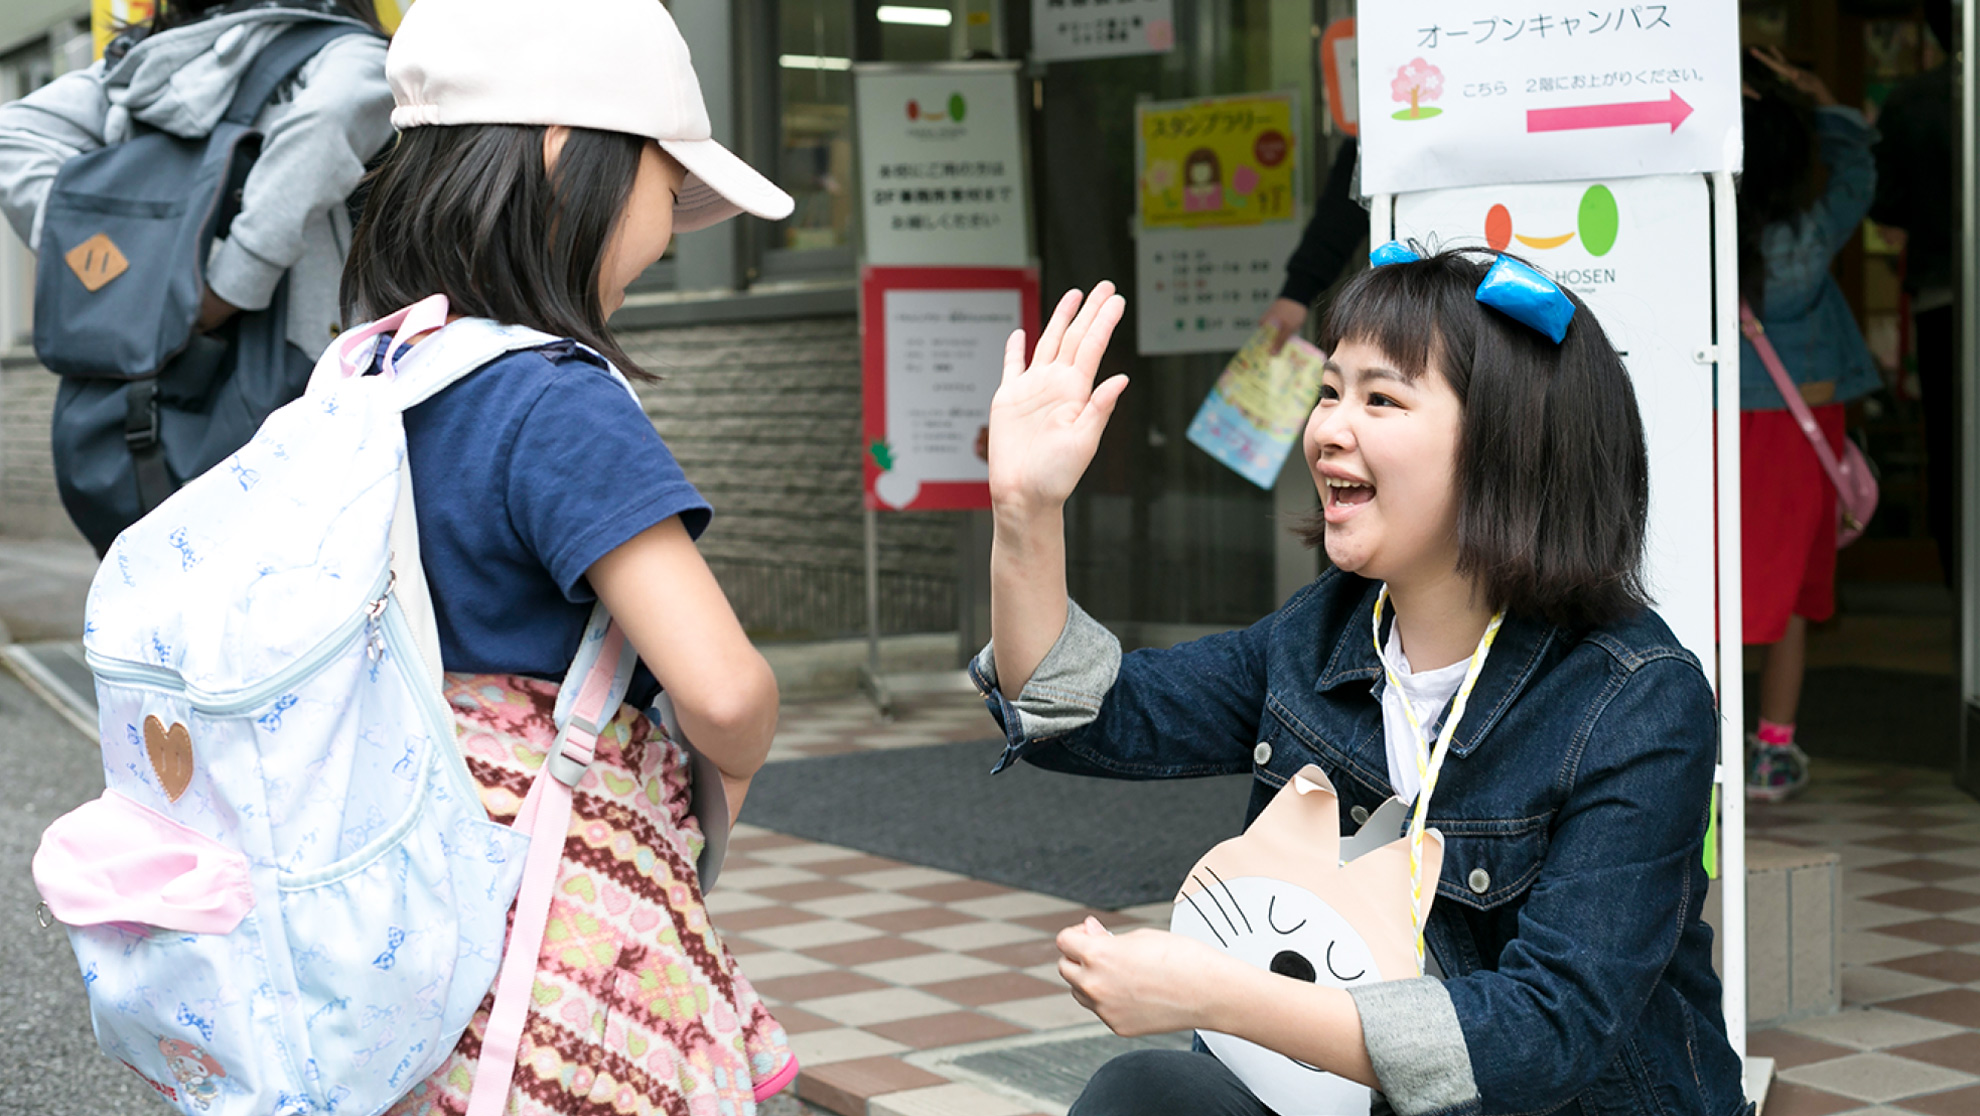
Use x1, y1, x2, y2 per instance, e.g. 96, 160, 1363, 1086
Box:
987, 282, 1128, 517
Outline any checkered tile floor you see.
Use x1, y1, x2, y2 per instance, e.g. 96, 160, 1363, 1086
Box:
766, 692, 998, 763
754, 699, 1980, 1116
1746, 762, 1980, 1116
714, 826, 1169, 1116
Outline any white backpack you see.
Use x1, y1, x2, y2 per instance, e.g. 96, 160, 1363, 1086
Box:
32, 297, 651, 1116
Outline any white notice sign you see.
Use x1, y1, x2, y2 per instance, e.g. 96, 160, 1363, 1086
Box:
1358, 2, 1741, 194
1392, 176, 1716, 666
856, 67, 1029, 268
1030, 0, 1175, 62
873, 288, 1020, 509
1137, 224, 1299, 356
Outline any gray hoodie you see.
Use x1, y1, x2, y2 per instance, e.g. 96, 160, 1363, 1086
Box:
0, 8, 392, 359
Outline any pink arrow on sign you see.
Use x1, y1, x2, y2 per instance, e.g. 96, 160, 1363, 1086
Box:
1527, 90, 1695, 134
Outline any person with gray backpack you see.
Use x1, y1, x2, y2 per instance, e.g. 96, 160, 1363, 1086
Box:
0, 0, 392, 554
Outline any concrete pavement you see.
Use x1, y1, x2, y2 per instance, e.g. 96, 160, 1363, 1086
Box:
0, 664, 161, 1116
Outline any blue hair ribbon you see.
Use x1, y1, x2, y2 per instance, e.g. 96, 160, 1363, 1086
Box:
1367, 240, 1575, 344
1369, 240, 1421, 267
1473, 256, 1574, 343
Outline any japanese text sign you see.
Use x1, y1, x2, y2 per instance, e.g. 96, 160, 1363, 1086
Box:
1031, 0, 1175, 62
1392, 176, 1716, 666
856, 66, 1030, 268
1357, 1, 1741, 194
862, 267, 1042, 512
1138, 94, 1298, 230
1137, 225, 1299, 355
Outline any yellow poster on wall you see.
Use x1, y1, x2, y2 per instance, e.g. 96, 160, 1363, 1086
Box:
92, 0, 156, 58
1137, 93, 1297, 230
95, 0, 410, 57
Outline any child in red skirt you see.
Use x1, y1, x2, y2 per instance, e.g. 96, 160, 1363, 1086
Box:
1736, 48, 1884, 801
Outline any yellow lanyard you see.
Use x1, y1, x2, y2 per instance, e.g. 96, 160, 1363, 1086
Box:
1371, 585, 1504, 974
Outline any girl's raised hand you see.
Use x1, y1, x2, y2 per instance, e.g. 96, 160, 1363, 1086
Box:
987, 283, 1128, 517
1749, 45, 1835, 106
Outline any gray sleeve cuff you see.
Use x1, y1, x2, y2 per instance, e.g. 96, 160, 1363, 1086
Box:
204, 237, 284, 311
1348, 977, 1480, 1116
970, 599, 1121, 765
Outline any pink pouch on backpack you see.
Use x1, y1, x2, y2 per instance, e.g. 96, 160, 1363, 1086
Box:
33, 790, 254, 935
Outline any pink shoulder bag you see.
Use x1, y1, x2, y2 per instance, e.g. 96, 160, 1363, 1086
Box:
1739, 301, 1879, 547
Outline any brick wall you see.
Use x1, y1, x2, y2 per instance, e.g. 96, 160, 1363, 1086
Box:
618, 315, 960, 639
0, 313, 962, 639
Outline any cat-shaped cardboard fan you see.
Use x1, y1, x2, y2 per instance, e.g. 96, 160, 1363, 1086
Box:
1170, 764, 1442, 1116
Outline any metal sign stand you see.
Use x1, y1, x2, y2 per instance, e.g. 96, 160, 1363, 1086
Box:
851, 61, 1036, 718
859, 507, 976, 718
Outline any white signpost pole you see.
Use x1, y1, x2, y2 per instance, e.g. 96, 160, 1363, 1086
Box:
1711, 169, 1748, 1063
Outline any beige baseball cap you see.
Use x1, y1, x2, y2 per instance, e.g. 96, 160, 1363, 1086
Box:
385, 0, 794, 233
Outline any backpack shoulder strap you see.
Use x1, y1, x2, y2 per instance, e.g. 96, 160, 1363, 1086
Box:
469, 603, 637, 1115
221, 21, 374, 127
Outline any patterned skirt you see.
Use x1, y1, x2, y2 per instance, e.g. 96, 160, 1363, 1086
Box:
387, 673, 796, 1116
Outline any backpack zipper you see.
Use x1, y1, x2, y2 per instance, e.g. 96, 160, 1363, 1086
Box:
85, 566, 394, 714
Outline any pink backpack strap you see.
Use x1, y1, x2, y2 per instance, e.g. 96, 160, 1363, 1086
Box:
467, 605, 636, 1116
307, 294, 453, 393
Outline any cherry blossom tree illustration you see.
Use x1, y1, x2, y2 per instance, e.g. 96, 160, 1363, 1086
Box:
1391, 58, 1445, 120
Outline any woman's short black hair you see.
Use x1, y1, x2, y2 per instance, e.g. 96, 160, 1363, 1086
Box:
1303, 248, 1651, 631
340, 123, 652, 378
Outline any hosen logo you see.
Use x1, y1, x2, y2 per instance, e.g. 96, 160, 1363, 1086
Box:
906, 93, 967, 122
1483, 184, 1619, 257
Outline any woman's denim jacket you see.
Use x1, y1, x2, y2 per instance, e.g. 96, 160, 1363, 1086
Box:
970, 570, 1746, 1116
1738, 106, 1881, 411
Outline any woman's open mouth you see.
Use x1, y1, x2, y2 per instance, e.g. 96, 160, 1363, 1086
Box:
1323, 477, 1375, 521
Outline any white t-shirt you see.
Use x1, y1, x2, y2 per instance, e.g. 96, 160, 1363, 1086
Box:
1380, 624, 1470, 804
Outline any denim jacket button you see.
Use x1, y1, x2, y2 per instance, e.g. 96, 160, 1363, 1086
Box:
1253, 741, 1272, 766
1349, 805, 1369, 825
1468, 868, 1492, 895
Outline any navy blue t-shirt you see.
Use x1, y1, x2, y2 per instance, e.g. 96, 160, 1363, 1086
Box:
394, 339, 710, 707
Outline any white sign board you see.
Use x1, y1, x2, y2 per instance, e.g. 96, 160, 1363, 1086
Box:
1358, 2, 1741, 194
1137, 225, 1298, 355
1391, 175, 1716, 666
872, 288, 1020, 509
1030, 0, 1175, 62
856, 67, 1029, 267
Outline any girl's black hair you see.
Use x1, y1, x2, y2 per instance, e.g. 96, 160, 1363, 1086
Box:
148, 0, 386, 35
1735, 54, 1819, 309
1303, 249, 1651, 632
341, 124, 652, 379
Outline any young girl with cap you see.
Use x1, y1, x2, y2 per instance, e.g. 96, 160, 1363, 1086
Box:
982, 249, 1747, 1115
339, 0, 798, 1112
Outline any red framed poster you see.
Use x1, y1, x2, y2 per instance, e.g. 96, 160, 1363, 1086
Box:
862, 265, 1041, 511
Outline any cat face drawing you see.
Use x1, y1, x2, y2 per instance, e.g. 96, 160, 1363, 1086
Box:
1170, 764, 1444, 1116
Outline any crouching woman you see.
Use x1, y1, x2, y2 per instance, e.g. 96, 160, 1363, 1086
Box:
977, 249, 1747, 1116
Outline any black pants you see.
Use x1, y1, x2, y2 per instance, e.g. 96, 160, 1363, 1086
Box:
1069, 1049, 1275, 1116
1915, 304, 1960, 589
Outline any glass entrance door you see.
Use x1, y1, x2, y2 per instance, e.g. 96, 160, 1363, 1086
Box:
1027, 0, 1327, 642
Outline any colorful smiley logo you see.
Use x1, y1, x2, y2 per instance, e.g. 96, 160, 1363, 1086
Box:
1484, 184, 1619, 256
905, 94, 968, 123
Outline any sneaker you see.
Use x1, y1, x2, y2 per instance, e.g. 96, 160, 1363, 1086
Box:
1745, 734, 1810, 802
